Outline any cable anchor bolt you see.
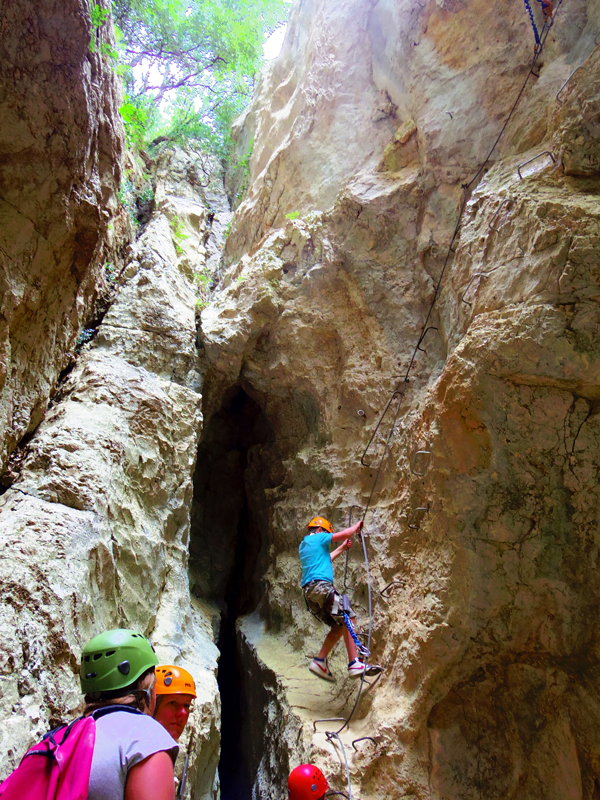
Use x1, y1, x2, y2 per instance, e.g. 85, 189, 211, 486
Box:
416, 327, 438, 356
408, 505, 430, 530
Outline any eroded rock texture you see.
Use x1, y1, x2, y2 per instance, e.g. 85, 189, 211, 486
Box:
200, 0, 600, 798
2, 0, 600, 797
0, 0, 124, 469
0, 152, 224, 798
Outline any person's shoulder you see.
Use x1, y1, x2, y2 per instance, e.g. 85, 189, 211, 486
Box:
96, 709, 172, 740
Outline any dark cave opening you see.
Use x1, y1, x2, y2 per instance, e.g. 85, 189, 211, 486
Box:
189, 386, 275, 800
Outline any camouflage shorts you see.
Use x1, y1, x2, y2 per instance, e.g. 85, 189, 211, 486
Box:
303, 580, 356, 630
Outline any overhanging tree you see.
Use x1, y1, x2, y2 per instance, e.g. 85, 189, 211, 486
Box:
109, 0, 287, 153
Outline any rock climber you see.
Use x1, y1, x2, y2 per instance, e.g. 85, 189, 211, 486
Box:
288, 763, 329, 800
81, 628, 179, 800
300, 515, 366, 680
154, 665, 196, 742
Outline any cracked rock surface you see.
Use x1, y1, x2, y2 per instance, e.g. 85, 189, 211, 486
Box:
0, 153, 222, 798
199, 1, 600, 798
0, 0, 125, 469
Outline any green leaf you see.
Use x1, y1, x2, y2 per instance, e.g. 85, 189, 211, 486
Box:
112, 0, 289, 155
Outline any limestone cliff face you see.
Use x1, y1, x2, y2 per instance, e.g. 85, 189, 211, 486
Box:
2, 0, 600, 798
0, 0, 124, 470
0, 151, 224, 798
202, 0, 600, 798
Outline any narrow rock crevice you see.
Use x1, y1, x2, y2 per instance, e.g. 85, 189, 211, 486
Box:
189, 386, 276, 797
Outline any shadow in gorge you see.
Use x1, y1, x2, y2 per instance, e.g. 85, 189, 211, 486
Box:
189, 387, 275, 800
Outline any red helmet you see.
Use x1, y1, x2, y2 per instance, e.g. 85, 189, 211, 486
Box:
288, 764, 329, 800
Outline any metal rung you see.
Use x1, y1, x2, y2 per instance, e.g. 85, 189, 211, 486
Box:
352, 737, 378, 751
408, 506, 429, 530
411, 448, 431, 476
364, 670, 384, 689
380, 579, 406, 598
314, 718, 346, 732
461, 271, 492, 307
556, 66, 587, 104
517, 151, 556, 179
488, 198, 513, 232
416, 327, 438, 355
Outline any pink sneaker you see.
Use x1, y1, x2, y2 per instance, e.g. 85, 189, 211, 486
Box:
309, 658, 335, 682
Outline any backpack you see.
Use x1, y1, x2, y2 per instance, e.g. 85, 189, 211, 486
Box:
0, 705, 142, 800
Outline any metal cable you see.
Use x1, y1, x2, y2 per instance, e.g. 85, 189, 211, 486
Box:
319, 1, 565, 741
325, 732, 353, 800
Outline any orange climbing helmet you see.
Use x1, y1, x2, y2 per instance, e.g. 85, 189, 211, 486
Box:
155, 665, 197, 698
288, 764, 329, 800
307, 517, 333, 534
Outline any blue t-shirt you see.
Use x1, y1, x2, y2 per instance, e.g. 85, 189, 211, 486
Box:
299, 532, 333, 586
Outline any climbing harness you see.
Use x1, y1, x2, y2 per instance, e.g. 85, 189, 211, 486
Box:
341, 596, 370, 659
313, 3, 567, 789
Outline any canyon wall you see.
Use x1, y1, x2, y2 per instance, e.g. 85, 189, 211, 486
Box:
202, 0, 600, 797
0, 0, 125, 471
0, 146, 226, 797
2, 0, 600, 798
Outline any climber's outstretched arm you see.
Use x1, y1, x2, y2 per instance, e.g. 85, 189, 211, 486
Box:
331, 520, 363, 542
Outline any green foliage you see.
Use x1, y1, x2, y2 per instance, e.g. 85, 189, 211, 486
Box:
170, 216, 189, 254
138, 184, 155, 204
120, 95, 160, 149
111, 0, 289, 154
285, 211, 300, 220
118, 174, 139, 225
91, 3, 110, 27
230, 138, 254, 205
105, 262, 116, 282
89, 4, 119, 57
193, 268, 213, 309
76, 328, 96, 349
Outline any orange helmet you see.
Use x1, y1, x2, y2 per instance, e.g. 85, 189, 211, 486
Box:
307, 517, 333, 534
155, 665, 197, 698
288, 764, 328, 800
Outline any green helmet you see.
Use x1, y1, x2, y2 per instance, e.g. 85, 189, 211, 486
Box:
80, 629, 158, 694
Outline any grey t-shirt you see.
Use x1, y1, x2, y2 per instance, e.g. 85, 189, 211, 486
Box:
88, 709, 179, 800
